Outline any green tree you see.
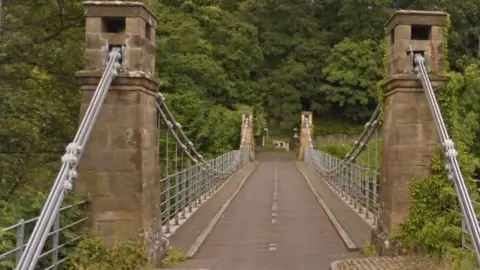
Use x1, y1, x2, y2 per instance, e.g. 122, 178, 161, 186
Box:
321, 38, 383, 120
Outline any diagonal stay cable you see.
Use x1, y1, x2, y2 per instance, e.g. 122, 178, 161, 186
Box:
15, 48, 123, 270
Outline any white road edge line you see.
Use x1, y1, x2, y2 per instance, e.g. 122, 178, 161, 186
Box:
185, 161, 260, 258
294, 162, 358, 251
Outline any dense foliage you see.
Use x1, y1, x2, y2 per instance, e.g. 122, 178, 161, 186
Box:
1, 0, 480, 267
68, 236, 153, 270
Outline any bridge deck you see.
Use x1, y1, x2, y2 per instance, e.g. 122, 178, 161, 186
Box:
173, 153, 361, 270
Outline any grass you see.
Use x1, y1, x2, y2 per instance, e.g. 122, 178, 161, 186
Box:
161, 246, 186, 267
361, 242, 379, 257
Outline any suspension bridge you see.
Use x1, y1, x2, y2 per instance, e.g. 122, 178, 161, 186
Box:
1, 2, 480, 270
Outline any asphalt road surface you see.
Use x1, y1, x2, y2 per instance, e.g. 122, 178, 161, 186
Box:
190, 153, 360, 270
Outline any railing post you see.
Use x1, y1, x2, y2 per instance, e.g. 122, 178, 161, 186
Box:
196, 166, 201, 205
174, 172, 180, 226
181, 169, 186, 219
51, 214, 60, 270
208, 160, 213, 196
15, 219, 25, 265
364, 168, 370, 219
188, 166, 193, 212
165, 176, 171, 233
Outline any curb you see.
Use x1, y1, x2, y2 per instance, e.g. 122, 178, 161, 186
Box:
185, 161, 260, 258
294, 162, 358, 251
165, 162, 250, 239
330, 260, 340, 270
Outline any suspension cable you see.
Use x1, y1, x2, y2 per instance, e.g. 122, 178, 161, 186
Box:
303, 104, 381, 174
157, 93, 249, 169
156, 94, 250, 175
414, 54, 480, 264
15, 48, 123, 270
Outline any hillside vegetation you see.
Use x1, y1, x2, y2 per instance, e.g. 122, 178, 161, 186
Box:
1, 0, 480, 266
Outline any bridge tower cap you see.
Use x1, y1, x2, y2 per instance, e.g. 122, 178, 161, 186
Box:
301, 111, 312, 125
79, 1, 158, 79
384, 9, 448, 79
385, 10, 447, 34
83, 1, 158, 24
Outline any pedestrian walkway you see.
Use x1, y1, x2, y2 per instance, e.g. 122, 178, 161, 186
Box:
172, 153, 362, 270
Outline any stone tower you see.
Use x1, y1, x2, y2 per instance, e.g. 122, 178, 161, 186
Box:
75, 1, 166, 263
298, 111, 313, 161
375, 10, 449, 248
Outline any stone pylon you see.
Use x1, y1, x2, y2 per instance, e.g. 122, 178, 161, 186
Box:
298, 111, 313, 161
75, 1, 167, 264
241, 113, 255, 160
373, 10, 449, 252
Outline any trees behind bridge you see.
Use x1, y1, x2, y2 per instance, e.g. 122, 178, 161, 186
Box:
1, 0, 480, 254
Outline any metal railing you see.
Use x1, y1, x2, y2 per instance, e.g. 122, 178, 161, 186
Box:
306, 149, 380, 224
161, 149, 248, 233
303, 103, 382, 225
0, 201, 88, 270
156, 92, 254, 236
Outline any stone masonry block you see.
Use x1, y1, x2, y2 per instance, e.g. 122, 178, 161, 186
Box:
427, 40, 445, 73
86, 33, 106, 50
109, 127, 145, 149
145, 42, 156, 55
107, 126, 157, 151
388, 100, 433, 124
82, 89, 142, 106
149, 27, 156, 43
96, 105, 145, 129
97, 221, 115, 246
80, 149, 141, 171
144, 55, 154, 78
108, 171, 143, 195
392, 38, 411, 56
81, 95, 157, 131
139, 129, 158, 150
409, 40, 430, 52
124, 48, 144, 72
143, 107, 158, 129
385, 144, 436, 167
94, 210, 141, 222
106, 33, 130, 46
142, 181, 161, 221
140, 91, 158, 107
75, 171, 110, 196
115, 219, 143, 239
431, 25, 444, 41
86, 49, 105, 71
86, 17, 102, 33
393, 123, 438, 145
90, 194, 142, 213
394, 25, 411, 40
126, 17, 146, 37
76, 117, 111, 148
127, 34, 146, 48
95, 219, 142, 246
392, 55, 411, 75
